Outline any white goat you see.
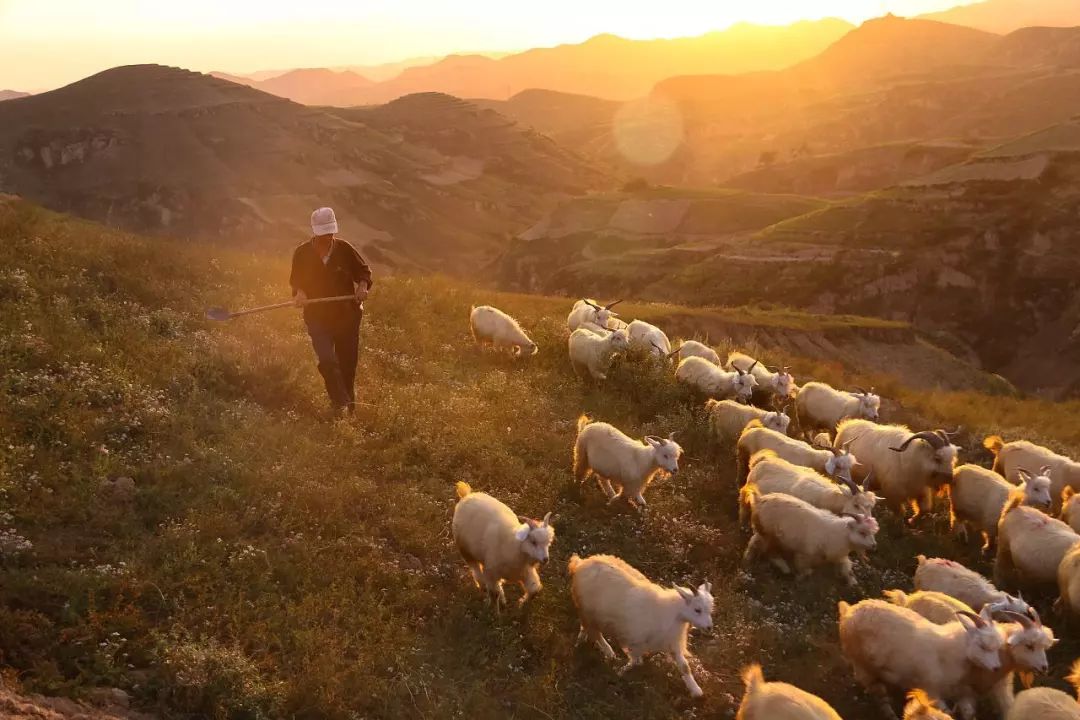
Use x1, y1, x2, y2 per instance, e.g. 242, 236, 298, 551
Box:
675, 340, 720, 366
913, 555, 1030, 617
729, 351, 796, 406
1063, 487, 1080, 534
568, 327, 630, 380
626, 319, 671, 357
469, 305, 537, 357
736, 663, 842, 720
677, 356, 758, 403
884, 589, 1056, 717
948, 464, 1052, 552
741, 450, 877, 525
1058, 543, 1080, 617
567, 298, 623, 333
568, 553, 713, 698
985, 435, 1080, 510
1007, 659, 1080, 720
451, 482, 555, 612
996, 492, 1080, 587
965, 609, 1057, 719
835, 420, 959, 524
742, 487, 878, 587
904, 690, 955, 720
796, 382, 880, 439
573, 415, 682, 509
838, 600, 1003, 720
736, 421, 857, 486
883, 589, 978, 626
706, 399, 790, 442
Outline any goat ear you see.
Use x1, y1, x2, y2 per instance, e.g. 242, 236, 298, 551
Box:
514, 524, 531, 541
698, 581, 712, 595
643, 436, 661, 448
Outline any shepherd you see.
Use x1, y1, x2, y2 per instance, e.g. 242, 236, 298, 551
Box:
290, 207, 373, 416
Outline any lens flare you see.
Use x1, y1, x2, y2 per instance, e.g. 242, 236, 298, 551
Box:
612, 95, 685, 167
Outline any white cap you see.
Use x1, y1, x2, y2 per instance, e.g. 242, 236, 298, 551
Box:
310, 207, 339, 236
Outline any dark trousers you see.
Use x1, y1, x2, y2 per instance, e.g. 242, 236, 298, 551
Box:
306, 320, 360, 410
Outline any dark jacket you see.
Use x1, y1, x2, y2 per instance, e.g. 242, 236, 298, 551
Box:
289, 238, 373, 330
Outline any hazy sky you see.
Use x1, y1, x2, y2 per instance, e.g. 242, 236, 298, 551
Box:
1, 0, 970, 90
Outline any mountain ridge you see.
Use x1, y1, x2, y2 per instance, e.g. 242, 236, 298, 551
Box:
0, 65, 613, 273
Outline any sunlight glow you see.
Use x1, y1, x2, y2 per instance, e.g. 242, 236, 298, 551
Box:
1, 0, 972, 90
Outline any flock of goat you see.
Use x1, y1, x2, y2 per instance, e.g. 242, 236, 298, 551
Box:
461, 299, 1080, 719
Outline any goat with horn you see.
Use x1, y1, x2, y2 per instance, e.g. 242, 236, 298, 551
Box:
627, 319, 672, 357
567, 298, 623, 334
728, 351, 796, 408
677, 355, 758, 404
834, 420, 959, 525
740, 448, 877, 526
795, 381, 881, 442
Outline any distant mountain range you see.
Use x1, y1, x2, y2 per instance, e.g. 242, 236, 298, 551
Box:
0, 65, 612, 272
921, 0, 1080, 34
0, 90, 29, 102
213, 19, 853, 105
484, 16, 1080, 185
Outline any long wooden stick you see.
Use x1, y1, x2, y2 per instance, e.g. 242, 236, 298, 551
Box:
206, 294, 356, 321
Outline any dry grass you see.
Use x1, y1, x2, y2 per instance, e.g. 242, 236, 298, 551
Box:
1, 198, 1078, 719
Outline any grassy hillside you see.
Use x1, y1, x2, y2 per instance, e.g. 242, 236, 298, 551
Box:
2, 197, 1080, 719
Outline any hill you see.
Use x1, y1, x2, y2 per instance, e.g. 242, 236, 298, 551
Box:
498, 110, 1080, 399
789, 14, 999, 86
3, 197, 1079, 719
725, 140, 979, 196
245, 20, 852, 106
0, 65, 612, 274
245, 68, 374, 105
0, 90, 30, 102
922, 0, 1080, 34
501, 18, 1080, 187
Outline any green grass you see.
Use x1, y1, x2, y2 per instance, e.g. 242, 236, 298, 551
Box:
1, 197, 1079, 719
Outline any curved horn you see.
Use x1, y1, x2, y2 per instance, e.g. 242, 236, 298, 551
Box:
517, 515, 538, 528
651, 341, 665, 354
838, 473, 860, 495
734, 365, 746, 376
998, 610, 1034, 629
859, 469, 874, 491
643, 435, 662, 443
747, 360, 760, 374
1016, 467, 1032, 480
890, 431, 946, 452
853, 386, 868, 395
812, 439, 838, 454
1026, 605, 1042, 625
604, 300, 624, 310
583, 299, 602, 310
1040, 465, 1052, 476
956, 610, 986, 628
666, 345, 682, 359
667, 431, 679, 441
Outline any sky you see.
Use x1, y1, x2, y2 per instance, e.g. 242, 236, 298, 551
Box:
1, 0, 972, 90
